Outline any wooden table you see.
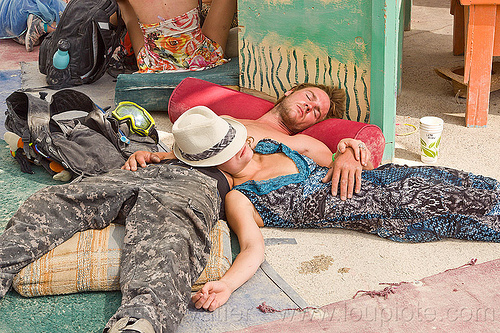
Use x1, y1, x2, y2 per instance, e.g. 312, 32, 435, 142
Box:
460, 0, 500, 127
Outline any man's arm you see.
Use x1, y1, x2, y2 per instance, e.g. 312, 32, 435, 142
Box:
278, 134, 371, 168
277, 133, 332, 166
121, 151, 174, 171
191, 190, 265, 311
278, 134, 373, 200
323, 147, 374, 200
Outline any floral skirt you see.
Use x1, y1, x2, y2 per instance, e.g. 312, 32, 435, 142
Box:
136, 7, 227, 73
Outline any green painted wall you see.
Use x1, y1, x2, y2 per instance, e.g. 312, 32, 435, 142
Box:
239, 0, 373, 122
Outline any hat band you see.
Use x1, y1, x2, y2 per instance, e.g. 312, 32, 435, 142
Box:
179, 124, 236, 162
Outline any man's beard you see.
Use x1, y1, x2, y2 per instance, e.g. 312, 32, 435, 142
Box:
275, 99, 299, 133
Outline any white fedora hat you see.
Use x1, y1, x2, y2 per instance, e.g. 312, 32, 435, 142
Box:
172, 106, 247, 167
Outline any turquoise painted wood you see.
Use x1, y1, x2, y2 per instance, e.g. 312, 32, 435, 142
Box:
238, 0, 372, 123
370, 0, 402, 162
238, 0, 402, 161
114, 59, 239, 111
404, 0, 412, 31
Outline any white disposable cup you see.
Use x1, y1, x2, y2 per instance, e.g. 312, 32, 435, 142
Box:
419, 116, 443, 163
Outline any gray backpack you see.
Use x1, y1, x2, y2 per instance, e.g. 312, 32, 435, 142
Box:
5, 90, 158, 178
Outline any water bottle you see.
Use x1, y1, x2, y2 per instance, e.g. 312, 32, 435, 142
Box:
47, 38, 71, 87
52, 39, 70, 69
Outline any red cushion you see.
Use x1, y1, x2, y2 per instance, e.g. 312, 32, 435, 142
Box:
168, 78, 274, 122
168, 78, 385, 167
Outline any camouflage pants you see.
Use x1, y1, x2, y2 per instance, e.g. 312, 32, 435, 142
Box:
0, 164, 221, 333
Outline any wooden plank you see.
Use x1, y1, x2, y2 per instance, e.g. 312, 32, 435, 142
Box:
494, 6, 500, 55
114, 60, 239, 111
398, 0, 406, 95
404, 0, 412, 31
370, 0, 401, 162
452, 0, 466, 55
464, 4, 496, 127
260, 260, 309, 309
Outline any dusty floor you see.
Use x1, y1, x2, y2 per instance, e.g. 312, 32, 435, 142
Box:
261, 0, 500, 307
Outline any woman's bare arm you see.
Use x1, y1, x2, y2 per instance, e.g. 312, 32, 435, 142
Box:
191, 190, 265, 311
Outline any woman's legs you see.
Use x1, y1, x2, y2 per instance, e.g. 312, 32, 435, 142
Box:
115, 0, 144, 56
332, 164, 500, 242
202, 0, 237, 53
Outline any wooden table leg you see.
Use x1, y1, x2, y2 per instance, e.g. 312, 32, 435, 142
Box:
451, 0, 465, 56
464, 4, 497, 127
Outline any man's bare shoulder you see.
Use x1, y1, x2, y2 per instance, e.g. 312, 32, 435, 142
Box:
238, 119, 316, 148
235, 117, 331, 165
237, 118, 290, 141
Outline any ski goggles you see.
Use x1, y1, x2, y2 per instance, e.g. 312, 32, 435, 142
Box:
111, 101, 155, 137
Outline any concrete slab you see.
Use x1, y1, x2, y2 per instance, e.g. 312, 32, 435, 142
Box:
0, 70, 21, 136
20, 61, 116, 111
0, 39, 38, 71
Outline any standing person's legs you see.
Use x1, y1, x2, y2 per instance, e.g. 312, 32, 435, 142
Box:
115, 0, 144, 56
104, 166, 221, 333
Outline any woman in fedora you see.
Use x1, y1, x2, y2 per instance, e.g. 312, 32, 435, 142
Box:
183, 113, 500, 314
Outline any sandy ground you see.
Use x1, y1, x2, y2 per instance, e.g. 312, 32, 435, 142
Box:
261, 0, 500, 307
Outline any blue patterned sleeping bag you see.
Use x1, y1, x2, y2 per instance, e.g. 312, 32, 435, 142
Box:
0, 0, 66, 38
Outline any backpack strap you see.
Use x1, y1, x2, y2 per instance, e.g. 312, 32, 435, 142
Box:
25, 93, 52, 159
21, 130, 32, 159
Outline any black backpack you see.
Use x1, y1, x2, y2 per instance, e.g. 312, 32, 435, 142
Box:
5, 90, 158, 178
39, 0, 125, 88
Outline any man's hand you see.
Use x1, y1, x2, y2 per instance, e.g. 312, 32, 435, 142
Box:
322, 148, 363, 200
336, 138, 371, 167
322, 139, 372, 200
191, 281, 232, 311
121, 151, 171, 171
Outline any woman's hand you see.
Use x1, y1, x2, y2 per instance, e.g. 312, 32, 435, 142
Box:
191, 190, 266, 312
191, 281, 232, 312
